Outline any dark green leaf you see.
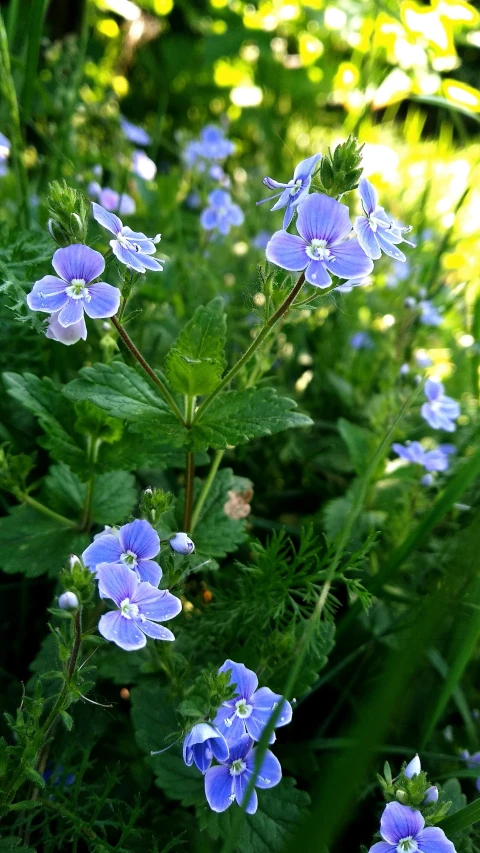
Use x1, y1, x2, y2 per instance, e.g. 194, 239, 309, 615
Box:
165, 297, 226, 396
0, 506, 88, 578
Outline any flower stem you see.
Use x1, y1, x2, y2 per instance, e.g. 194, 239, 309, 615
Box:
111, 315, 186, 426
193, 272, 305, 425
14, 490, 77, 528
0, 12, 30, 227
182, 452, 195, 532
191, 449, 224, 532
42, 608, 82, 736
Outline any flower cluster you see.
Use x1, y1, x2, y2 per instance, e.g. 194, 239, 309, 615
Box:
421, 379, 460, 433
182, 660, 292, 814
183, 124, 235, 173
368, 802, 455, 853
200, 189, 244, 236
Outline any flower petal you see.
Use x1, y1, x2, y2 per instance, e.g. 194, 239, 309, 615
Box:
82, 534, 122, 571
218, 659, 258, 700
293, 153, 321, 182
234, 770, 258, 814
282, 202, 295, 229
111, 241, 146, 272
135, 558, 162, 587
92, 202, 122, 236
354, 216, 382, 260
57, 298, 84, 328
136, 253, 164, 272
246, 747, 282, 789
46, 312, 87, 345
325, 239, 374, 280
98, 610, 146, 651
131, 584, 182, 622
213, 704, 246, 743
119, 519, 160, 560
266, 231, 307, 271
305, 260, 331, 288
52, 244, 105, 284
368, 844, 394, 853
416, 827, 456, 853
379, 803, 424, 845
191, 742, 213, 773
296, 193, 352, 245
96, 562, 138, 605
83, 283, 120, 319
376, 230, 406, 261
425, 379, 443, 401
359, 177, 379, 215
133, 619, 175, 641
27, 277, 69, 313
210, 733, 230, 763
205, 765, 234, 812
271, 187, 293, 212
252, 687, 293, 727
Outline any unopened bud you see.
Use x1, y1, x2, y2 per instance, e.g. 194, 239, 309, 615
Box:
170, 532, 195, 555
69, 554, 82, 571
396, 789, 409, 804
404, 754, 421, 779
423, 786, 438, 804
58, 591, 79, 610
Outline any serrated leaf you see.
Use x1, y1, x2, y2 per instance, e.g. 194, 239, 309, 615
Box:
0, 506, 88, 578
165, 297, 227, 396
44, 463, 137, 526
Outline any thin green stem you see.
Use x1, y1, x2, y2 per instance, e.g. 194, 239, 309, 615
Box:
191, 449, 224, 532
0, 11, 29, 227
111, 315, 186, 426
194, 272, 305, 425
6, 0, 21, 43
182, 452, 195, 532
14, 490, 77, 528
20, 0, 49, 123
80, 437, 99, 532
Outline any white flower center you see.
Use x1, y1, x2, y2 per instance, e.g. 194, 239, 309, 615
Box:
229, 759, 246, 776
120, 550, 138, 568
66, 279, 90, 300
396, 838, 418, 853
118, 231, 141, 252
289, 178, 303, 196
235, 699, 253, 719
120, 598, 139, 619
306, 238, 331, 261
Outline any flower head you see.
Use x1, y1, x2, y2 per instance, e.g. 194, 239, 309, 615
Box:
92, 203, 164, 273
354, 177, 415, 262
183, 723, 229, 774
83, 518, 162, 587
97, 562, 181, 651
368, 802, 455, 853
421, 379, 460, 433
258, 154, 321, 229
183, 125, 235, 169
98, 188, 136, 215
120, 117, 151, 146
213, 659, 292, 744
266, 193, 373, 289
169, 533, 195, 555
200, 189, 244, 236
27, 245, 120, 333
392, 441, 455, 473
204, 734, 281, 814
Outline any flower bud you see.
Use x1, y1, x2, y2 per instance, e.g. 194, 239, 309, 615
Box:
69, 554, 82, 571
396, 789, 409, 804
423, 786, 438, 804
58, 591, 79, 610
170, 532, 195, 555
46, 180, 89, 246
404, 754, 421, 778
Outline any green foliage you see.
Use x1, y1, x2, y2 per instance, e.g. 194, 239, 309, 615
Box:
165, 297, 227, 396
318, 136, 364, 197
0, 506, 88, 577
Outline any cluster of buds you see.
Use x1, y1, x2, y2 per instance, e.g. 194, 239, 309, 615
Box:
318, 135, 363, 198
47, 179, 90, 246
378, 754, 451, 823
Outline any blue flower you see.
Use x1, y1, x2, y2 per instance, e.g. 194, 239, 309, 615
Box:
419, 300, 443, 327
349, 331, 373, 351
98, 187, 136, 215
368, 802, 455, 853
0, 132, 10, 177
200, 189, 244, 236
460, 750, 480, 792
27, 245, 120, 334
183, 723, 229, 773
257, 153, 321, 229
120, 116, 151, 146
183, 125, 235, 169
83, 518, 162, 587
213, 659, 292, 744
169, 533, 195, 555
204, 734, 281, 814
92, 203, 164, 273
266, 193, 373, 289
421, 379, 460, 432
45, 311, 87, 346
97, 562, 181, 651
392, 441, 455, 473
131, 149, 157, 181
354, 177, 415, 262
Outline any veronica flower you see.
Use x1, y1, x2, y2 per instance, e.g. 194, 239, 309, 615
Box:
92, 203, 164, 273
27, 245, 120, 331
392, 441, 455, 473
204, 735, 281, 815
350, 331, 374, 351
97, 563, 181, 651
354, 177, 415, 262
83, 519, 162, 587
200, 189, 244, 236
98, 188, 136, 216
120, 116, 152, 146
131, 149, 157, 181
421, 379, 460, 433
169, 533, 195, 555
213, 659, 292, 744
183, 723, 229, 773
266, 193, 373, 288
419, 300, 443, 327
45, 311, 87, 346
183, 125, 235, 169
368, 802, 455, 853
258, 154, 321, 229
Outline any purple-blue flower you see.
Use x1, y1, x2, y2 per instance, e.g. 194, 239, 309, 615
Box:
120, 116, 151, 146
82, 519, 162, 587
92, 203, 164, 273
27, 245, 120, 331
183, 723, 229, 773
213, 659, 292, 744
421, 379, 460, 433
266, 193, 373, 289
200, 189, 244, 236
204, 734, 281, 814
0, 132, 10, 177
169, 533, 195, 555
131, 149, 157, 181
45, 311, 87, 346
183, 125, 235, 169
98, 187, 136, 215
392, 441, 455, 473
97, 562, 181, 651
354, 178, 415, 262
257, 154, 321, 229
368, 802, 455, 853
419, 300, 443, 327
350, 331, 374, 351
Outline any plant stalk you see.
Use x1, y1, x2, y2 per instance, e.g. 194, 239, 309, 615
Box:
191, 449, 224, 532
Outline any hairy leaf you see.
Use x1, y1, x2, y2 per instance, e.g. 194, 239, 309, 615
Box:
165, 297, 226, 396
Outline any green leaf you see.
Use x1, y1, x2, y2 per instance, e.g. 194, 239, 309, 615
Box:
165, 297, 226, 396
44, 463, 137, 526
199, 777, 310, 853
0, 506, 88, 578
337, 418, 375, 476
59, 710, 73, 731
441, 797, 480, 836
